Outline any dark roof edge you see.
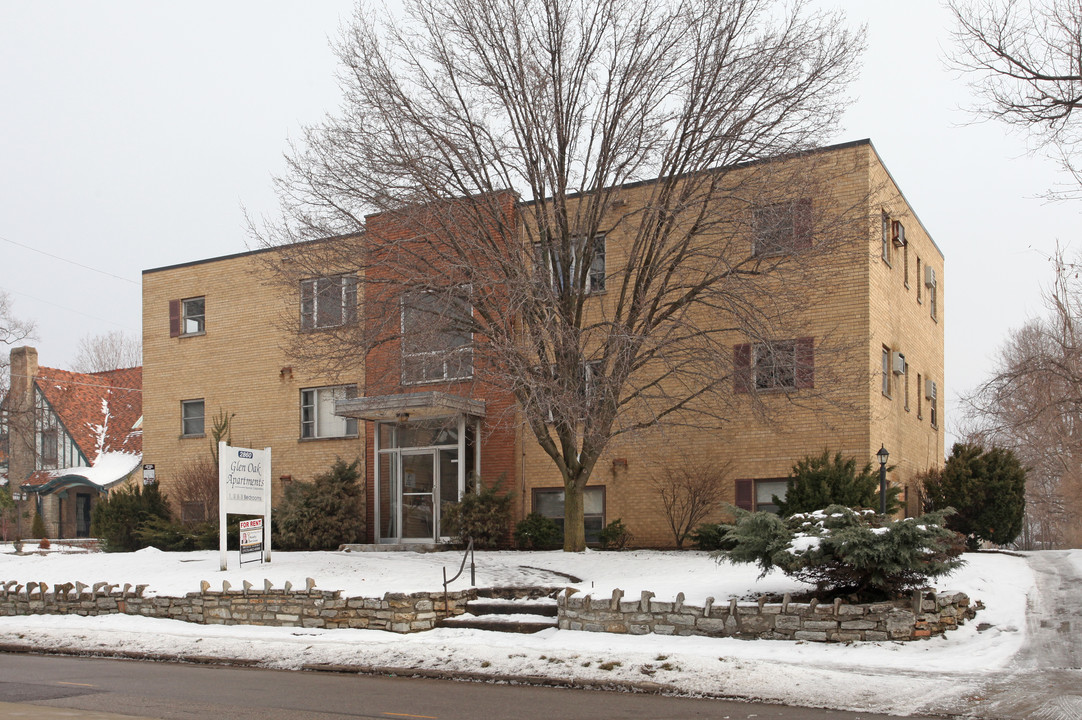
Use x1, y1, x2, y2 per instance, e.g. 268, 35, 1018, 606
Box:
142, 233, 364, 275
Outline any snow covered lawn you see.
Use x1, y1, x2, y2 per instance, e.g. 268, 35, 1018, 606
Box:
0, 546, 1041, 716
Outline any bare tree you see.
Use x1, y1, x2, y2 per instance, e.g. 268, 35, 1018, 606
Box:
949, 0, 1082, 198
0, 290, 36, 388
651, 457, 732, 549
255, 0, 865, 550
69, 331, 142, 373
960, 249, 1082, 548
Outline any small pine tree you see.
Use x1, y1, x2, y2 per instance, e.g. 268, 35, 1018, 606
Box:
776, 450, 901, 516
274, 458, 364, 550
923, 443, 1026, 550
440, 480, 512, 549
30, 510, 46, 539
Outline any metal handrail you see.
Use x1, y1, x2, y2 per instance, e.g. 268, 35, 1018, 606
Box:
442, 536, 475, 617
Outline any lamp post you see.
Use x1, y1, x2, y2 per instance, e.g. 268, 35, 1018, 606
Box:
877, 445, 890, 515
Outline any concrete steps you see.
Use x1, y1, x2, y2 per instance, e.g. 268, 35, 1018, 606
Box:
439, 597, 559, 634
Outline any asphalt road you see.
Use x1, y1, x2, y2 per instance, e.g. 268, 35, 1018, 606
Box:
948, 551, 1082, 720
0, 653, 913, 720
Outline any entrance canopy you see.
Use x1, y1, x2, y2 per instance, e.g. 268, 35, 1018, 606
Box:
336, 391, 486, 423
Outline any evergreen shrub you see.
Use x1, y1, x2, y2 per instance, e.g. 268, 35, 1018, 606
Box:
274, 458, 364, 550
777, 450, 900, 516
90, 483, 172, 552
440, 481, 513, 549
30, 510, 46, 539
513, 512, 563, 550
598, 518, 633, 549
922, 443, 1026, 550
691, 522, 736, 551
717, 504, 965, 599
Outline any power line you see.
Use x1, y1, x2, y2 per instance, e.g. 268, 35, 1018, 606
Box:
6, 289, 139, 332
0, 234, 139, 285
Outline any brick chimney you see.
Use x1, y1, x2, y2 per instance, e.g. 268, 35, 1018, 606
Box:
7, 346, 38, 483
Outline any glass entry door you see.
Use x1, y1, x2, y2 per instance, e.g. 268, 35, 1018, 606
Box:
401, 451, 436, 540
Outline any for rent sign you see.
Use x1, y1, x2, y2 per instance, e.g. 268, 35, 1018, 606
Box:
219, 442, 272, 570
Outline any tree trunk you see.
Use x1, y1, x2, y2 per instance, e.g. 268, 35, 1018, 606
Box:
562, 478, 586, 552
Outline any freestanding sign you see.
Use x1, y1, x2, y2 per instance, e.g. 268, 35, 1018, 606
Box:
239, 518, 264, 565
219, 442, 272, 570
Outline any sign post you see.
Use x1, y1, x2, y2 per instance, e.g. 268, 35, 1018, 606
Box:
218, 442, 272, 571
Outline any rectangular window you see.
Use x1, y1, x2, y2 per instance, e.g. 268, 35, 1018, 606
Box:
927, 378, 939, 428
301, 386, 359, 439
40, 427, 58, 466
401, 291, 473, 384
182, 297, 205, 335
903, 242, 909, 288
533, 234, 606, 293
533, 486, 605, 544
881, 346, 891, 397
734, 478, 788, 514
753, 200, 812, 256
734, 338, 814, 392
928, 271, 938, 321
916, 258, 923, 303
881, 212, 891, 265
300, 275, 358, 330
917, 372, 923, 419
904, 362, 910, 412
181, 399, 205, 437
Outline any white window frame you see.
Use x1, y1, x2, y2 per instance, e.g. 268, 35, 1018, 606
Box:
301, 385, 359, 439
881, 346, 892, 397
182, 297, 205, 335
401, 291, 474, 385
533, 486, 606, 543
300, 275, 358, 330
181, 399, 205, 437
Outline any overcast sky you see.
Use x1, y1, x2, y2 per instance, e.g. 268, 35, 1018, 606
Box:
1, 0, 1076, 449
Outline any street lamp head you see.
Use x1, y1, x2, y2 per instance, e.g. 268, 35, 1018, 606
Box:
877, 444, 889, 467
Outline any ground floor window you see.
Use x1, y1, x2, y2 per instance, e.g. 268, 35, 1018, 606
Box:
532, 486, 606, 543
734, 478, 787, 514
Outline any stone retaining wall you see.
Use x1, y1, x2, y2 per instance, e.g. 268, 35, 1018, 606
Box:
558, 588, 977, 642
0, 579, 476, 633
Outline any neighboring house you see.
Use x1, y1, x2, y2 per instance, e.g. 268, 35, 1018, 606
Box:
142, 139, 944, 547
0, 347, 143, 539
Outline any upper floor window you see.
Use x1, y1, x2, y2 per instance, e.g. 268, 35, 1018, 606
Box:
39, 427, 58, 466
169, 297, 205, 337
301, 275, 357, 330
926, 265, 938, 321
752, 199, 811, 256
301, 385, 358, 439
881, 346, 892, 397
533, 234, 606, 293
733, 337, 814, 392
181, 399, 205, 437
401, 291, 473, 384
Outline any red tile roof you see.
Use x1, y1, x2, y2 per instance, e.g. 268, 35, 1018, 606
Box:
34, 366, 142, 461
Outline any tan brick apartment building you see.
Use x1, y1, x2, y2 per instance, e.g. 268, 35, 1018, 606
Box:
142, 139, 944, 546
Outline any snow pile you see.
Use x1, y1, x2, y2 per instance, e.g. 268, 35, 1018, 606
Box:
0, 547, 1044, 716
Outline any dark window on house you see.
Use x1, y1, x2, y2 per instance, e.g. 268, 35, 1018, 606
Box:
181, 399, 205, 437
401, 291, 473, 384
533, 234, 606, 293
734, 478, 788, 514
881, 211, 891, 265
40, 427, 58, 466
882, 346, 892, 397
301, 385, 358, 438
753, 199, 812, 256
532, 486, 605, 544
733, 337, 813, 392
300, 275, 358, 330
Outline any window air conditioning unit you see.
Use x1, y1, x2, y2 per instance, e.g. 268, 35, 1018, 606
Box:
891, 351, 906, 375
925, 265, 937, 288
891, 220, 906, 248
925, 379, 937, 400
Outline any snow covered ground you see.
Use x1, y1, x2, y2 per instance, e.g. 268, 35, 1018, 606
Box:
0, 545, 1043, 716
